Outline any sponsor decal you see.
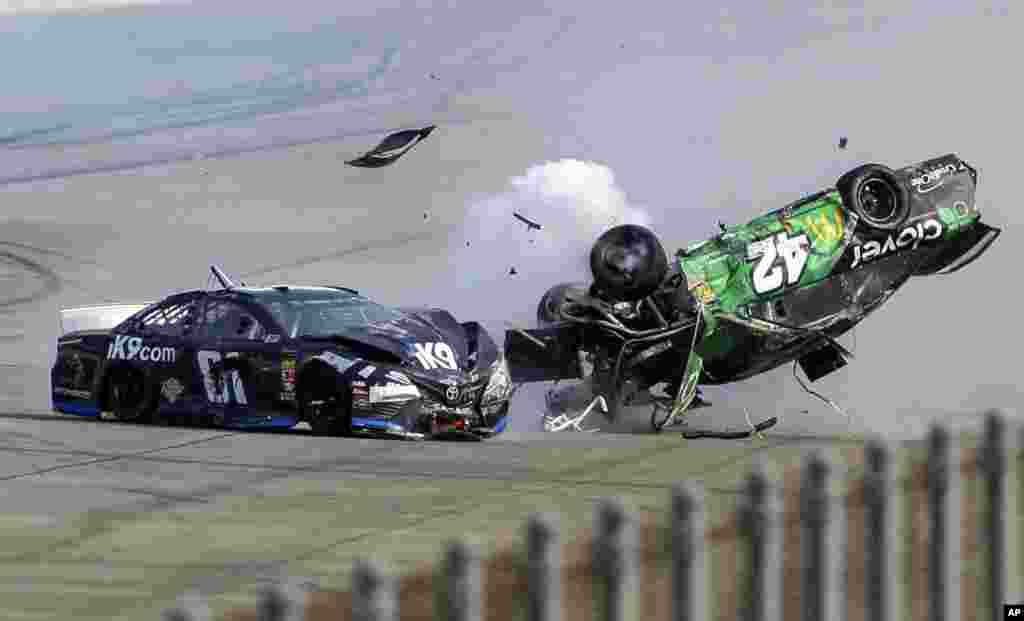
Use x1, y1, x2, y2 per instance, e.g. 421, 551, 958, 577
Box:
197, 350, 248, 406
161, 378, 185, 404
107, 335, 176, 363
280, 356, 296, 402
850, 217, 943, 269
264, 334, 281, 343
412, 342, 458, 371
352, 384, 370, 403
445, 386, 460, 401
804, 207, 845, 244
316, 351, 357, 374
909, 160, 966, 194
386, 370, 411, 384
54, 387, 91, 399
953, 200, 970, 216
357, 365, 377, 378
747, 232, 810, 295
369, 382, 421, 403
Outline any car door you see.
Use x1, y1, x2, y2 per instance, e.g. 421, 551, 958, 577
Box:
194, 297, 282, 423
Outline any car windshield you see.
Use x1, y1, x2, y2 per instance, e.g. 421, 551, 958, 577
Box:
252, 291, 406, 338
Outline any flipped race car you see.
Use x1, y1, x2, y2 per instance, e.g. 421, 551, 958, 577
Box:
504, 153, 1001, 432
52, 267, 512, 440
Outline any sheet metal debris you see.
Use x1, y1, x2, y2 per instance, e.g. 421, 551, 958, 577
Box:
346, 125, 436, 168
513, 212, 543, 231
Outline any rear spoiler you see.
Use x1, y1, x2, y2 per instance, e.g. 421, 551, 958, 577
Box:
59, 302, 154, 336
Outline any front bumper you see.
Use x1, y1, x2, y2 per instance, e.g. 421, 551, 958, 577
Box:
350, 393, 510, 441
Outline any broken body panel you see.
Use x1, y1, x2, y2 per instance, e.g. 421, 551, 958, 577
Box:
505, 153, 1001, 419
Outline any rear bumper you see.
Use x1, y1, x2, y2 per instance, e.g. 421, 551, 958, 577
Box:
914, 221, 1001, 276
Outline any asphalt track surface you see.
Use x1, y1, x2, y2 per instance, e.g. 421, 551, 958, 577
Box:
0, 2, 1022, 618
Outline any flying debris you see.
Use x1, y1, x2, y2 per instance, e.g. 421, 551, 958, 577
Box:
512, 212, 543, 231
346, 125, 436, 168
509, 267, 517, 276
838, 136, 848, 149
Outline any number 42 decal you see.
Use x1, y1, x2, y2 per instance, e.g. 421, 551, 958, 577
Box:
748, 232, 810, 295
197, 350, 248, 405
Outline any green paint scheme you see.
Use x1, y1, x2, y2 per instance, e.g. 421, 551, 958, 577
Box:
672, 189, 981, 361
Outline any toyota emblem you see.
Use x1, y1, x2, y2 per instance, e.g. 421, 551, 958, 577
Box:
445, 386, 460, 401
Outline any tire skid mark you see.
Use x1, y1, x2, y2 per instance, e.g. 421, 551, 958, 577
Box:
0, 249, 62, 309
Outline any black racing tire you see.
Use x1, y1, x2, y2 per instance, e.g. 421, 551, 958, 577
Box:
590, 225, 668, 301
536, 282, 589, 324
104, 367, 155, 424
300, 366, 352, 437
836, 164, 911, 231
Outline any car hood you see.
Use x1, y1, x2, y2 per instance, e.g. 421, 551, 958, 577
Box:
298, 308, 492, 377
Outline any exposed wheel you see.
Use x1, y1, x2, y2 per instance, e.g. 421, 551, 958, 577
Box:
590, 224, 668, 301
300, 367, 352, 437
105, 367, 155, 424
536, 282, 589, 324
836, 164, 911, 231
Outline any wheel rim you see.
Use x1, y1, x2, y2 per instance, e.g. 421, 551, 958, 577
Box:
857, 178, 898, 224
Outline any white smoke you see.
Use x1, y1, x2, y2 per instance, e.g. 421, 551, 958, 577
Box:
444, 159, 654, 327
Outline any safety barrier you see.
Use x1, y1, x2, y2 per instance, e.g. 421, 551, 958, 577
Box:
166, 410, 1022, 620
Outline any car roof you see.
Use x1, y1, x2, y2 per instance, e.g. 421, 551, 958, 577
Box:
156, 285, 362, 303
229, 286, 362, 300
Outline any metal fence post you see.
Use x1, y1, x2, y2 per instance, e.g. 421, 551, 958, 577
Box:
162, 592, 211, 621
593, 498, 638, 621
443, 539, 481, 621
927, 424, 961, 621
864, 438, 898, 621
527, 513, 561, 621
352, 559, 397, 621
257, 580, 309, 621
981, 411, 1007, 621
671, 483, 706, 621
738, 462, 782, 621
801, 451, 843, 621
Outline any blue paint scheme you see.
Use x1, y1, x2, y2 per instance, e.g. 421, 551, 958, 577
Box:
224, 414, 299, 429
53, 399, 100, 417
352, 416, 406, 432
493, 415, 509, 434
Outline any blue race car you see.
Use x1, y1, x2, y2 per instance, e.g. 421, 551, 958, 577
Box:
52, 266, 512, 440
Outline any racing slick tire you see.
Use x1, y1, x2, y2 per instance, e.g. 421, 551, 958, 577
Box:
836, 164, 911, 231
536, 282, 589, 325
104, 366, 155, 424
299, 366, 353, 437
589, 224, 669, 301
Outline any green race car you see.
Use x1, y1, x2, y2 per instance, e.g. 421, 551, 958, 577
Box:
504, 153, 1001, 433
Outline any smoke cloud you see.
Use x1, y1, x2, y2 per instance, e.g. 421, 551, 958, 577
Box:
444, 159, 653, 326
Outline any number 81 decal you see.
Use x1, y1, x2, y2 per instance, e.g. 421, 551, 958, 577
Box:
198, 350, 248, 405
747, 232, 810, 295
